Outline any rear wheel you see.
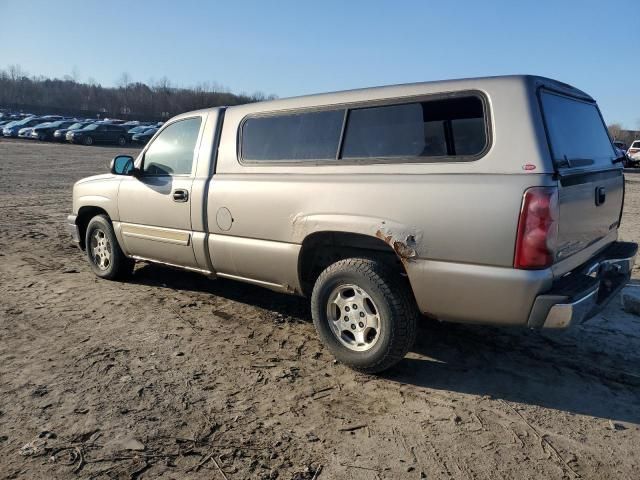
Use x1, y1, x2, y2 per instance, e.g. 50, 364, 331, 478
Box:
84, 136, 94, 146
85, 215, 134, 280
311, 258, 418, 373
117, 135, 126, 146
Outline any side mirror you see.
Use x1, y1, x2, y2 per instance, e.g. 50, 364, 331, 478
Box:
110, 155, 135, 176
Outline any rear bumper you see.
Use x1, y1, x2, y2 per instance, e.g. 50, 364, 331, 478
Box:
528, 241, 638, 328
66, 214, 81, 246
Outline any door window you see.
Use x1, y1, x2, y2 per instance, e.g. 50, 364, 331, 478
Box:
143, 117, 202, 175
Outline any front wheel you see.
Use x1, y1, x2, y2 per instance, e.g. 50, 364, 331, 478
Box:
117, 135, 126, 146
85, 215, 134, 280
83, 136, 94, 146
311, 258, 418, 373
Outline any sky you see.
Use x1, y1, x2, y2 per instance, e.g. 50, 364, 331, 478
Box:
1, 0, 638, 128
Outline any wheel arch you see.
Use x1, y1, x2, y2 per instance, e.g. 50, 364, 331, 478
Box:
76, 206, 110, 250
297, 229, 417, 297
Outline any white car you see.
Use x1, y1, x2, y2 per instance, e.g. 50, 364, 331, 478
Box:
18, 127, 34, 139
628, 140, 640, 160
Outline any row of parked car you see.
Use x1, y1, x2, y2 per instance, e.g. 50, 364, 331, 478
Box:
0, 113, 162, 146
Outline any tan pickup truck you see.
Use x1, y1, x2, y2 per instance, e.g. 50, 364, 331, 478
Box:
67, 75, 637, 373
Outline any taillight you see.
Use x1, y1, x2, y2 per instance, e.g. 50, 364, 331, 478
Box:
514, 187, 559, 269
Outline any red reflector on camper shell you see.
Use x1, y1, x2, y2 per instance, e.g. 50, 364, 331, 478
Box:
522, 164, 536, 171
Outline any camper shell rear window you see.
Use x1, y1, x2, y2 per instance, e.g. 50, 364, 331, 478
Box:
539, 90, 616, 169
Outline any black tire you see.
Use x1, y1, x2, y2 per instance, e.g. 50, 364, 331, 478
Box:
85, 215, 134, 280
38, 133, 46, 141
117, 135, 126, 146
311, 258, 418, 373
84, 136, 94, 146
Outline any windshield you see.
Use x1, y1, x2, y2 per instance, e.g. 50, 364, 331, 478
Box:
631, 141, 640, 149
82, 124, 98, 131
34, 122, 52, 128
540, 91, 616, 168
68, 123, 84, 130
143, 128, 157, 134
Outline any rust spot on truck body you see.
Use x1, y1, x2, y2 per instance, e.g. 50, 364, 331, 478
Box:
376, 229, 417, 262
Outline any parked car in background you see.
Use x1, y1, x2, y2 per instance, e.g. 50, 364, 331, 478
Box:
67, 123, 129, 146
0, 108, 165, 142
2, 116, 43, 137
18, 126, 40, 138
124, 125, 149, 142
100, 118, 126, 125
39, 115, 63, 121
1, 120, 19, 132
131, 127, 157, 144
53, 121, 93, 141
127, 125, 153, 142
121, 120, 146, 128
628, 140, 640, 160
614, 141, 628, 152
615, 145, 637, 168
30, 120, 77, 141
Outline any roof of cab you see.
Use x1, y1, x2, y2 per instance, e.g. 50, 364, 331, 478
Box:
180, 74, 593, 119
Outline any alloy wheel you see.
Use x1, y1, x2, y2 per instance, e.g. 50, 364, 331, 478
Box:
326, 284, 381, 352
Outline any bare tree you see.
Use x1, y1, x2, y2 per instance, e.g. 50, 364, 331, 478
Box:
117, 72, 132, 89
7, 64, 26, 81
608, 123, 623, 140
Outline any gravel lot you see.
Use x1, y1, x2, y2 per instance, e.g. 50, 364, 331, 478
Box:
1, 138, 640, 479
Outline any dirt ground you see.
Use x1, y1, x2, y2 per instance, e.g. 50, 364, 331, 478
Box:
1, 138, 639, 480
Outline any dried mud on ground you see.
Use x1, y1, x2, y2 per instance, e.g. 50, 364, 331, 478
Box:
1, 138, 640, 479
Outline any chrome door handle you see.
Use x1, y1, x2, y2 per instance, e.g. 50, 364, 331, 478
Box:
172, 189, 189, 202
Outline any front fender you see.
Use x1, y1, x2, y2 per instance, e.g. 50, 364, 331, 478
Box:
72, 177, 121, 220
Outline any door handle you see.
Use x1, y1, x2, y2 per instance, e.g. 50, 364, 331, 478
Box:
172, 189, 189, 202
595, 186, 606, 206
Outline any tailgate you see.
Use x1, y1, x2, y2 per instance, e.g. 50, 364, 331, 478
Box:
539, 89, 624, 262
556, 169, 623, 260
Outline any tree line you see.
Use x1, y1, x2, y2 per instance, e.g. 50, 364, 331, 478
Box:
608, 123, 640, 148
0, 65, 273, 121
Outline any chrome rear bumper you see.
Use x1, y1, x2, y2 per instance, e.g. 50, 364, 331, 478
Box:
528, 241, 638, 329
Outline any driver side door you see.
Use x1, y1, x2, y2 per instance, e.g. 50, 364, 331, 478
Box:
117, 116, 204, 268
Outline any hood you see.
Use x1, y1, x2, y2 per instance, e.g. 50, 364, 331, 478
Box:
74, 173, 116, 185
